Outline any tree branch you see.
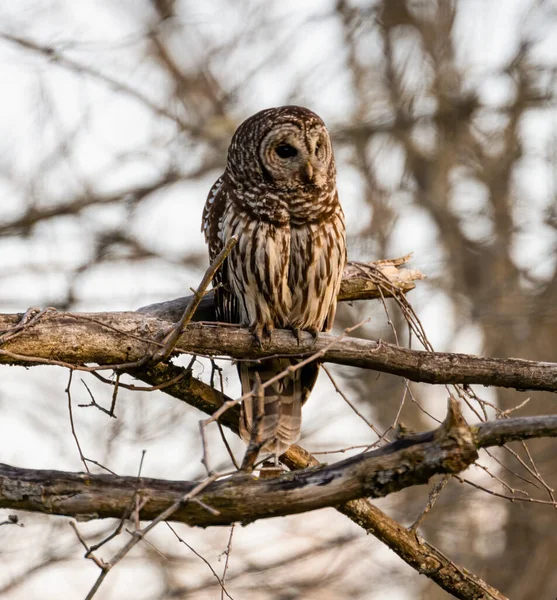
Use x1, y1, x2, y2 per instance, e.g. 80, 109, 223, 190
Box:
473, 415, 557, 448
0, 399, 478, 525
1, 312, 557, 392
4, 385, 555, 600
9, 404, 554, 528
136, 255, 425, 322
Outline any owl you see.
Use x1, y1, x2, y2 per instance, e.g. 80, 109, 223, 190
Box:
202, 106, 346, 456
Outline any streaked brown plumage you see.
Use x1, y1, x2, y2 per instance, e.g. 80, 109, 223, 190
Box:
202, 106, 346, 455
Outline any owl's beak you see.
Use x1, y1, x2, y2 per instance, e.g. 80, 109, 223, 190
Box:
302, 161, 314, 183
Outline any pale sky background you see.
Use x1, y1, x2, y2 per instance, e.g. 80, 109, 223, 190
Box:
0, 1, 556, 598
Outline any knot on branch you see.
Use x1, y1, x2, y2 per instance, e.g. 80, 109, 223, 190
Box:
433, 396, 478, 472
356, 397, 478, 499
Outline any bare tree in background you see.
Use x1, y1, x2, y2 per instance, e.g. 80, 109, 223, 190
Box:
1, 1, 557, 599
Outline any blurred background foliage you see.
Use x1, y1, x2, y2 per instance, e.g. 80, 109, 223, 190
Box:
1, 1, 557, 598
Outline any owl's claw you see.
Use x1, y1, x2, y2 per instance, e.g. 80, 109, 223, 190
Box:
252, 323, 273, 348
291, 327, 303, 346
307, 327, 319, 346
308, 327, 319, 339
289, 326, 319, 346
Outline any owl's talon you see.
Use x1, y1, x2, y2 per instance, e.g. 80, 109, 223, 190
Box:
308, 327, 319, 341
252, 324, 273, 348
291, 327, 303, 346
252, 328, 264, 348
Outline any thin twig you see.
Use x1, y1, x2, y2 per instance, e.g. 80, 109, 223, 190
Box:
79, 379, 114, 417
409, 475, 451, 532
221, 524, 235, 600
166, 523, 235, 600
148, 236, 237, 365
66, 370, 90, 473
322, 363, 386, 440
90, 370, 186, 392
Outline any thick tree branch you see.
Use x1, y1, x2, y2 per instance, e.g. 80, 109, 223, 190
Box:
136, 255, 425, 322
6, 406, 554, 527
473, 415, 557, 448
1, 313, 557, 393
0, 399, 478, 526
4, 382, 554, 600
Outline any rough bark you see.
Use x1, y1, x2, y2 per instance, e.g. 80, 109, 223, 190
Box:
2, 407, 555, 528
0, 399, 478, 526
1, 313, 556, 393
137, 256, 425, 322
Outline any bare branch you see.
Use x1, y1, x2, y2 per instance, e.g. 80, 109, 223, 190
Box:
0, 399, 478, 526
1, 312, 557, 393
137, 255, 425, 322
3, 405, 557, 526
0, 173, 179, 237
474, 415, 557, 448
147, 237, 237, 365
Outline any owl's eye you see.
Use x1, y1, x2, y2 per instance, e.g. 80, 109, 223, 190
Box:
275, 143, 298, 159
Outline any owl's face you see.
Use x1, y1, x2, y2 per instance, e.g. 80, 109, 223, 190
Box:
226, 106, 336, 194
258, 121, 332, 190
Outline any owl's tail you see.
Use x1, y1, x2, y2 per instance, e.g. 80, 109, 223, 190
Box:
238, 359, 320, 456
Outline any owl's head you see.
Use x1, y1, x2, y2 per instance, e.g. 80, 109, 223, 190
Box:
226, 106, 335, 192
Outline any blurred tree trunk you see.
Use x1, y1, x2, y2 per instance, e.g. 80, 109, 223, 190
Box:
337, 2, 557, 598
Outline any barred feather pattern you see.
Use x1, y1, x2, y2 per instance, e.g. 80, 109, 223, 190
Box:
202, 106, 346, 455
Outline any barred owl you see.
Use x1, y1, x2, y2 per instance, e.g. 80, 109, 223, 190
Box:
202, 106, 346, 455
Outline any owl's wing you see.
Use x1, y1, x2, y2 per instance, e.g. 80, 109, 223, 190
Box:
202, 175, 240, 324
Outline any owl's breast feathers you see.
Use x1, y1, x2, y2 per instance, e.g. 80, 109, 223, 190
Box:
203, 173, 345, 333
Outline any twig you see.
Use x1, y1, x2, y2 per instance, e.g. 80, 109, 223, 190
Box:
90, 370, 186, 392
498, 397, 531, 418
409, 475, 451, 532
310, 444, 372, 455
212, 359, 241, 470
217, 423, 240, 470
456, 476, 557, 507
322, 364, 384, 438
79, 379, 114, 417
221, 523, 235, 600
148, 236, 237, 365
66, 370, 89, 473
109, 372, 120, 417
166, 523, 235, 600
80, 472, 227, 599
472, 461, 533, 496
0, 307, 54, 344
